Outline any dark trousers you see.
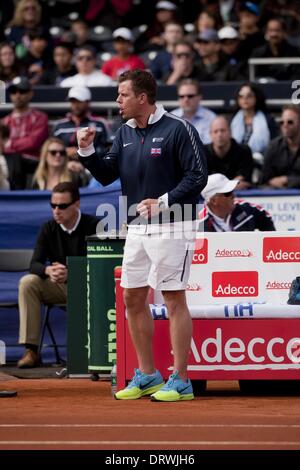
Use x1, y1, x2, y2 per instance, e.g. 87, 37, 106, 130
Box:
5, 154, 38, 189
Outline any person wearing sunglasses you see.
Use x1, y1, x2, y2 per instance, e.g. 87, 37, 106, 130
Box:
60, 45, 113, 88
200, 173, 275, 232
30, 137, 89, 190
17, 182, 100, 368
261, 105, 300, 189
171, 78, 216, 145
2, 76, 49, 189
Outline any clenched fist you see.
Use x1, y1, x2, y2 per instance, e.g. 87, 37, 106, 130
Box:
77, 127, 96, 148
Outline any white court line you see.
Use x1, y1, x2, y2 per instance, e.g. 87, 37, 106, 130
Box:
0, 423, 300, 428
0, 440, 300, 446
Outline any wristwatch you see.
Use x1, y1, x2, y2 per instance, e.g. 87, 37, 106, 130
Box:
158, 197, 166, 212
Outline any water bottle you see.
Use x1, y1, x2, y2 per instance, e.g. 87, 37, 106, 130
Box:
111, 361, 117, 396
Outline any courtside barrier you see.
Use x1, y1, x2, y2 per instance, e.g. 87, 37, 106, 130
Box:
115, 231, 300, 390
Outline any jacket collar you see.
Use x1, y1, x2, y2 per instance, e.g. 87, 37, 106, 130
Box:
126, 104, 166, 128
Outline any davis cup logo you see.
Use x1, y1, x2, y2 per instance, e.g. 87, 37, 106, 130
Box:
192, 238, 208, 264
212, 271, 259, 297
263, 237, 300, 262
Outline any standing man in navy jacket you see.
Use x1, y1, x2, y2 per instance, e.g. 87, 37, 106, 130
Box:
77, 69, 207, 402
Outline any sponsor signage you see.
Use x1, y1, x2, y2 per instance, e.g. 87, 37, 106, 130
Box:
212, 271, 258, 297
192, 238, 208, 264
263, 237, 300, 262
188, 326, 300, 370
183, 231, 300, 305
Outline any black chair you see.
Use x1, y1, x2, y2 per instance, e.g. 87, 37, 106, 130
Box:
0, 249, 33, 310
0, 249, 65, 363
38, 303, 66, 365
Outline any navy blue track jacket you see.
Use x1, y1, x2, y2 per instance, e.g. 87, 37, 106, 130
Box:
79, 105, 207, 223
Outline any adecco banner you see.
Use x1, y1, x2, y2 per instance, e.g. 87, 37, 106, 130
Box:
184, 231, 300, 305
122, 319, 300, 380
244, 194, 300, 231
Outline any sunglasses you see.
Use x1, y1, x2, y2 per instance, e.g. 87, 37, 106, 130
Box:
216, 191, 234, 198
48, 149, 66, 156
50, 201, 74, 210
77, 55, 93, 61
175, 52, 192, 58
279, 119, 295, 125
178, 94, 198, 99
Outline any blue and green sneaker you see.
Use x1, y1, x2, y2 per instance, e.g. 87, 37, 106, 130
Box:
151, 371, 194, 402
114, 368, 164, 400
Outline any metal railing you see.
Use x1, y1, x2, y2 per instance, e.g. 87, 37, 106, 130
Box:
248, 57, 300, 81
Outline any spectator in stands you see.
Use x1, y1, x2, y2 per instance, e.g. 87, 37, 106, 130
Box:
2, 76, 48, 189
251, 18, 300, 81
238, 1, 265, 60
194, 29, 242, 81
0, 42, 23, 83
69, 20, 91, 50
102, 28, 145, 81
195, 10, 220, 35
84, 0, 133, 29
60, 45, 113, 87
19, 27, 53, 86
171, 78, 216, 144
0, 123, 10, 190
205, 116, 253, 189
199, 173, 275, 232
164, 40, 201, 85
150, 21, 184, 82
230, 82, 278, 178
218, 26, 247, 79
6, 0, 49, 60
136, 1, 179, 51
40, 43, 77, 86
261, 1, 300, 47
31, 137, 90, 190
52, 86, 108, 169
261, 105, 300, 189
17, 182, 100, 368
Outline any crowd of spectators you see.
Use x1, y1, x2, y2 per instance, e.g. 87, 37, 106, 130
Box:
0, 0, 300, 191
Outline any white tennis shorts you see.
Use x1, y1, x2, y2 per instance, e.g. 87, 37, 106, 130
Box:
120, 226, 195, 290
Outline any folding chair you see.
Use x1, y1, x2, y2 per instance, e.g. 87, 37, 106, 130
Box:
0, 249, 66, 363
0, 249, 33, 310
38, 303, 66, 365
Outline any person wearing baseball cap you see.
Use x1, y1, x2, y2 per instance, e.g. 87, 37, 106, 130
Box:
52, 85, 108, 163
7, 76, 31, 94
217, 25, 246, 76
195, 29, 241, 81
156, 1, 177, 11
238, 1, 264, 59
200, 173, 275, 232
3, 76, 49, 189
102, 27, 145, 81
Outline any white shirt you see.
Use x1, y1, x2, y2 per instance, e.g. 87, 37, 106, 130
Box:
60, 210, 81, 234
60, 71, 113, 88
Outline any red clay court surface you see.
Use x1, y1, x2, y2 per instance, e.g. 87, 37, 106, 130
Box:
0, 373, 300, 450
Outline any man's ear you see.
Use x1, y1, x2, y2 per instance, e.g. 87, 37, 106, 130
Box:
139, 92, 147, 104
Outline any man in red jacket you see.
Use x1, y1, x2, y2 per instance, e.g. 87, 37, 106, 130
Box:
2, 76, 48, 188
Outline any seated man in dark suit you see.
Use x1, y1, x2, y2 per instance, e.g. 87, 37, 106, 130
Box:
17, 182, 100, 368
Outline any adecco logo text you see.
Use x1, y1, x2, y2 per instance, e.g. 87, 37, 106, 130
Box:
263, 237, 300, 262
212, 271, 258, 297
192, 238, 208, 264
190, 328, 300, 366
